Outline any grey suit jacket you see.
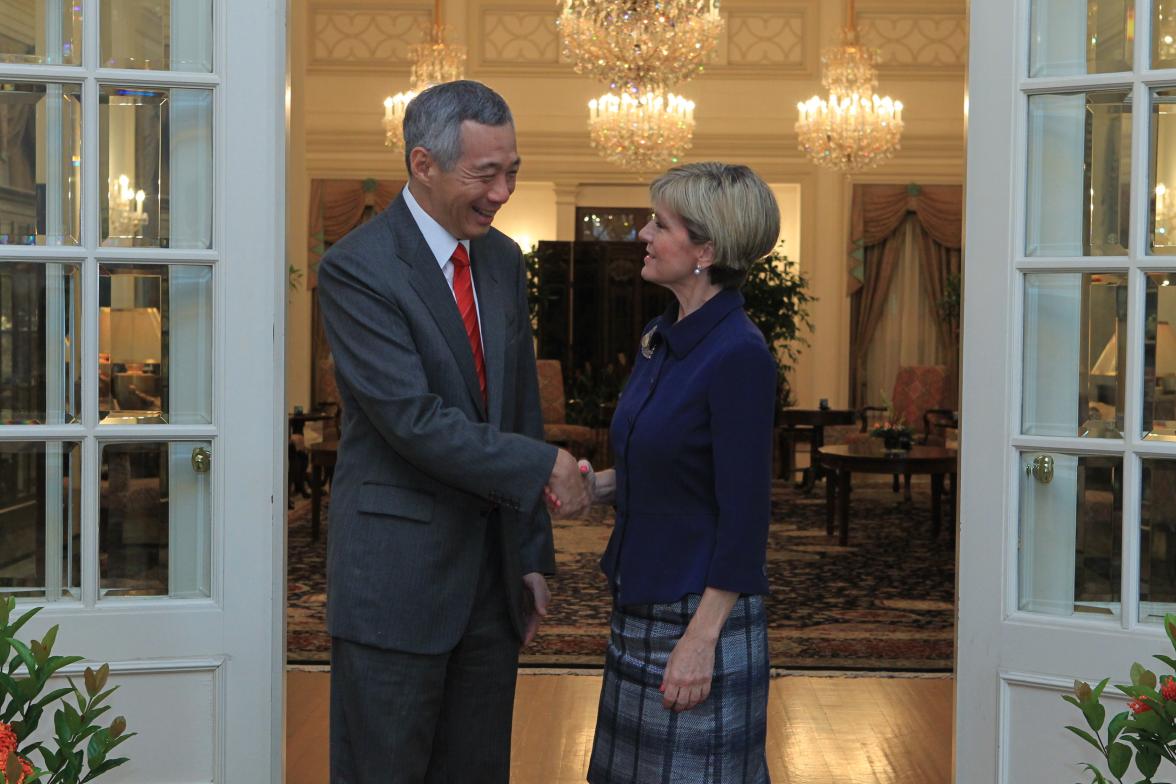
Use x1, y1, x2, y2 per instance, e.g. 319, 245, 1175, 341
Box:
316, 194, 558, 654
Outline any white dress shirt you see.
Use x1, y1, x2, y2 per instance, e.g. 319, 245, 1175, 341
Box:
402, 186, 484, 342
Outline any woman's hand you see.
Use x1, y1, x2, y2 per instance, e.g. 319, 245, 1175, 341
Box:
659, 630, 716, 712
577, 460, 617, 505
659, 587, 740, 712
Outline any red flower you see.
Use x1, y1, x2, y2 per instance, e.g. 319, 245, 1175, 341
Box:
1129, 698, 1153, 714
1163, 679, 1176, 702
0, 723, 30, 783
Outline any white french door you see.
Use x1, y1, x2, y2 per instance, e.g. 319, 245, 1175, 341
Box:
0, 1, 284, 781
960, 0, 1176, 781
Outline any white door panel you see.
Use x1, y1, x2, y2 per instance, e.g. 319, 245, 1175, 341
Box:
0, 1, 283, 780
961, 0, 1176, 782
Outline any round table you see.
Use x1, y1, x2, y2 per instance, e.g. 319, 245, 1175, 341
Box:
818, 443, 957, 546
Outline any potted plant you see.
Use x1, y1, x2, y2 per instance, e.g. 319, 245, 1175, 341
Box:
742, 244, 816, 412
1064, 613, 1176, 782
0, 598, 132, 783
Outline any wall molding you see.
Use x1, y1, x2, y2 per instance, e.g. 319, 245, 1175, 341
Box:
305, 127, 963, 181
309, 2, 433, 73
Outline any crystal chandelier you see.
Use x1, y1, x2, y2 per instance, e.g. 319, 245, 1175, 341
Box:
382, 0, 467, 153
107, 174, 148, 239
794, 0, 904, 173
557, 0, 723, 93
587, 91, 695, 172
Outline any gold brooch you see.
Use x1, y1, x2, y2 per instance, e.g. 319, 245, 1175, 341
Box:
640, 326, 658, 359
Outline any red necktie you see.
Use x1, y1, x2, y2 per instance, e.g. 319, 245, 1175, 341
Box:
450, 244, 487, 404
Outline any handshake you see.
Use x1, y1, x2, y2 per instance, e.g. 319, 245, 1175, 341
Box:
543, 448, 613, 518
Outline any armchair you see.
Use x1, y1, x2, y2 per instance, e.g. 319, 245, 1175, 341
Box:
536, 360, 597, 462
855, 365, 955, 498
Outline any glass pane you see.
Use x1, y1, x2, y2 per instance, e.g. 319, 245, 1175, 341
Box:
1027, 91, 1131, 257
0, 262, 81, 425
0, 1, 82, 65
0, 82, 81, 246
99, 441, 211, 599
1144, 273, 1176, 439
1141, 458, 1176, 622
576, 208, 651, 241
1155, 0, 1176, 68
100, 86, 212, 248
1151, 90, 1176, 253
100, 0, 212, 71
1030, 0, 1132, 77
1023, 273, 1126, 438
99, 264, 212, 425
1019, 452, 1121, 618
0, 441, 81, 600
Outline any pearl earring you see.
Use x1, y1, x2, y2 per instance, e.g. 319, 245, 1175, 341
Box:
693, 265, 702, 276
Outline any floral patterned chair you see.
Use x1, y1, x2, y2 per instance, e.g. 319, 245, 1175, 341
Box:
536, 360, 597, 462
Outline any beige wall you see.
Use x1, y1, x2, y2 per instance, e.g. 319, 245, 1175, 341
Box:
287, 0, 966, 411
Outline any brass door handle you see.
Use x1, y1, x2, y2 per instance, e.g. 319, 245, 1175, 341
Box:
191, 447, 211, 474
1026, 454, 1053, 484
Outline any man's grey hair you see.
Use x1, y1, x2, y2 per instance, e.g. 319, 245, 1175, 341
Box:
403, 80, 514, 173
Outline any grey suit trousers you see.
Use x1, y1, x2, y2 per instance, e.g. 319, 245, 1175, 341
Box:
329, 516, 520, 784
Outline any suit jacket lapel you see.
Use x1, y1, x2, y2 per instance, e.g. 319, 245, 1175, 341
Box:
387, 197, 486, 417
471, 237, 506, 428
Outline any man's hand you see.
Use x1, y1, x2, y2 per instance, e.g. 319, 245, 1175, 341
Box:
521, 572, 550, 645
545, 449, 590, 517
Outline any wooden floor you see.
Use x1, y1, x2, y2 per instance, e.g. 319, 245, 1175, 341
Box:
286, 670, 954, 783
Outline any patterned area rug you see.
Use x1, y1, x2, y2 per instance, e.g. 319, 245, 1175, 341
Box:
287, 477, 956, 671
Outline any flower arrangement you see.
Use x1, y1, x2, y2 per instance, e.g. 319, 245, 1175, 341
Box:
1064, 613, 1176, 783
0, 598, 132, 783
868, 420, 913, 439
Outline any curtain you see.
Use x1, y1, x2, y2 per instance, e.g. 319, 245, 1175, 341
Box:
307, 178, 403, 288
306, 178, 402, 408
863, 217, 947, 405
848, 183, 963, 407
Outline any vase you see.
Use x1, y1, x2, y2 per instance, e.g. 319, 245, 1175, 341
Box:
882, 433, 910, 456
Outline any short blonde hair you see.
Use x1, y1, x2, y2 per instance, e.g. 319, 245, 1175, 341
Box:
649, 162, 780, 288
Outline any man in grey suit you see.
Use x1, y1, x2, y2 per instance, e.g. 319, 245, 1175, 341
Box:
316, 80, 589, 783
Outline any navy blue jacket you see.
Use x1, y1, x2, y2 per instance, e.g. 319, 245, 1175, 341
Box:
602, 288, 777, 606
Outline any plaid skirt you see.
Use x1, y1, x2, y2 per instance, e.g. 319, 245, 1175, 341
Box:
587, 593, 770, 784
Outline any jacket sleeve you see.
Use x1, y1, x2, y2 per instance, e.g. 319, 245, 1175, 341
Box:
316, 245, 558, 517
508, 246, 557, 575
705, 339, 778, 593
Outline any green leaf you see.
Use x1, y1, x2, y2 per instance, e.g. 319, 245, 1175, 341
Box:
1137, 743, 1161, 777
1108, 742, 1132, 778
108, 716, 125, 739
85, 729, 107, 767
1067, 725, 1104, 753
1132, 663, 1159, 689
5, 750, 22, 784
34, 687, 75, 710
6, 639, 36, 675
1083, 701, 1107, 732
95, 664, 109, 693
1108, 711, 1129, 744
1155, 653, 1176, 673
39, 626, 57, 656
41, 656, 83, 679
37, 746, 57, 770
1076, 680, 1094, 702
53, 710, 67, 742
79, 756, 129, 782
62, 702, 81, 736
7, 607, 40, 638
29, 641, 46, 667
1165, 613, 1176, 652
82, 668, 96, 698
1079, 763, 1109, 784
